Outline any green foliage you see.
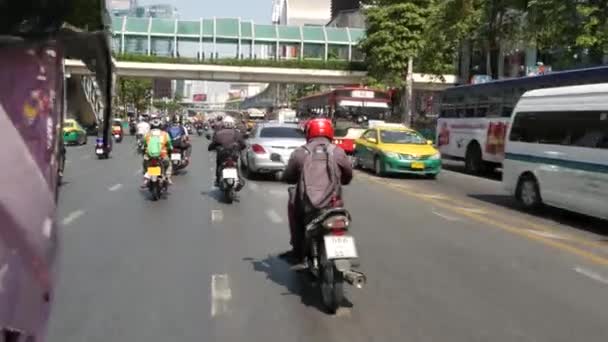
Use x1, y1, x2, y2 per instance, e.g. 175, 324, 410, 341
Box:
65, 0, 105, 30
114, 53, 367, 71
358, 2, 431, 87
153, 98, 183, 115
287, 84, 324, 105
117, 78, 152, 114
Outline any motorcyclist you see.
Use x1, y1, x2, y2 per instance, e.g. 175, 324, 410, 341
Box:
136, 116, 151, 150
208, 116, 246, 187
142, 118, 173, 186
281, 118, 353, 263
211, 114, 224, 132
166, 114, 192, 161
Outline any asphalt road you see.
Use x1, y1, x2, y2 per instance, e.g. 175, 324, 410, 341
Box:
48, 135, 608, 342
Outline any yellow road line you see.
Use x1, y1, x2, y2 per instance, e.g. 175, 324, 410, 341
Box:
367, 174, 608, 251
363, 176, 608, 266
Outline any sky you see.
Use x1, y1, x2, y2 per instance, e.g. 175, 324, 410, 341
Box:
138, 0, 272, 22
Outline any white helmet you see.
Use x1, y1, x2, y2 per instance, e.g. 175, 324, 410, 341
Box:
222, 116, 235, 128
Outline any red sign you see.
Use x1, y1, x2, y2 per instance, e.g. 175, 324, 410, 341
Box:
192, 93, 207, 102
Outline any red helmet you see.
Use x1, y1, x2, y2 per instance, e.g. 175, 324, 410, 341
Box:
305, 118, 334, 141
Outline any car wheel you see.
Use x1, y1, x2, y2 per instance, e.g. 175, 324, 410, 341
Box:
374, 157, 384, 177
77, 135, 85, 145
516, 174, 542, 209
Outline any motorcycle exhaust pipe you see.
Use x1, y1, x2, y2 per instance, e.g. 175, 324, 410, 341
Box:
343, 270, 366, 289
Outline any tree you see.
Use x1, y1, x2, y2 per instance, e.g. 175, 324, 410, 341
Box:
117, 78, 152, 114
153, 97, 183, 115
287, 84, 323, 107
359, 1, 431, 124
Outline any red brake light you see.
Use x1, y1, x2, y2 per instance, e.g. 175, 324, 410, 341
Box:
149, 159, 159, 166
251, 144, 265, 154
322, 215, 349, 229
331, 228, 346, 236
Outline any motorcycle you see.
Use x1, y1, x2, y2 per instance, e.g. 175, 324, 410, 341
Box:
170, 147, 189, 172
95, 138, 109, 159
112, 129, 123, 143
170, 137, 190, 172
146, 156, 168, 201
136, 135, 145, 154
304, 207, 366, 314
218, 154, 240, 204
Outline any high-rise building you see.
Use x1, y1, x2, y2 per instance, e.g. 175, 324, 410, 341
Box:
109, 0, 138, 16
271, 0, 331, 26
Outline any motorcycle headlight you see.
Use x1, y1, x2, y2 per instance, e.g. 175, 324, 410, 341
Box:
384, 151, 400, 159
430, 152, 441, 160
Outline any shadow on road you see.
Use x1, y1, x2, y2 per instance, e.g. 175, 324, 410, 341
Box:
248, 255, 350, 314
201, 189, 240, 204
442, 160, 502, 181
469, 194, 608, 238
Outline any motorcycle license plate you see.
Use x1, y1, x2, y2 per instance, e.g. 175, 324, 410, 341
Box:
222, 168, 238, 179
411, 161, 425, 169
171, 153, 181, 161
147, 166, 161, 176
96, 148, 104, 154
324, 235, 358, 259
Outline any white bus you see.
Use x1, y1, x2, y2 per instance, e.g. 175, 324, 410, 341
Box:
437, 66, 608, 174
503, 83, 608, 220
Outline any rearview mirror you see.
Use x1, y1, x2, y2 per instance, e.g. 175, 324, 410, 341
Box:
427, 140, 433, 145
367, 137, 377, 144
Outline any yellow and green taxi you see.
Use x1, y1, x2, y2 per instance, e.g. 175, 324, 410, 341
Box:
354, 125, 441, 179
63, 119, 87, 145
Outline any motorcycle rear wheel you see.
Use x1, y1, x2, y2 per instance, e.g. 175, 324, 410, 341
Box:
320, 244, 344, 314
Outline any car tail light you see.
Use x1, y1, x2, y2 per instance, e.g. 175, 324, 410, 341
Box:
251, 144, 265, 154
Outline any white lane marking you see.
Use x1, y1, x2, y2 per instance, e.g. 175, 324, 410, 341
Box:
211, 274, 232, 317
108, 183, 123, 191
211, 210, 223, 223
61, 210, 84, 226
265, 209, 283, 224
432, 210, 461, 222
249, 182, 259, 191
526, 230, 566, 240
574, 266, 608, 286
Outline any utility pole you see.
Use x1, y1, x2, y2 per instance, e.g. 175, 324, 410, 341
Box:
402, 56, 414, 126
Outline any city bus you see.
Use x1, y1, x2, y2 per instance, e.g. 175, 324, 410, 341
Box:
503, 83, 608, 219
297, 87, 392, 154
437, 65, 608, 174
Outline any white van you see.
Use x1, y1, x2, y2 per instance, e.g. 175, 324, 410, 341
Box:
503, 83, 608, 220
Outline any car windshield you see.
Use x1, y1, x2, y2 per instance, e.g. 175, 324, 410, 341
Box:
259, 127, 304, 138
64, 122, 74, 128
380, 130, 426, 144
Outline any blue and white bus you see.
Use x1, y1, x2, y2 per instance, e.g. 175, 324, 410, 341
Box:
437, 66, 608, 174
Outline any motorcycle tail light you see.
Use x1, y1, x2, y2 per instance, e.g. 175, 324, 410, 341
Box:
149, 159, 159, 166
223, 159, 236, 167
322, 215, 349, 230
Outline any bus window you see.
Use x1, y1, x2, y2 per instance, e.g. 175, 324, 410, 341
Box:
465, 107, 476, 118
509, 111, 608, 148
